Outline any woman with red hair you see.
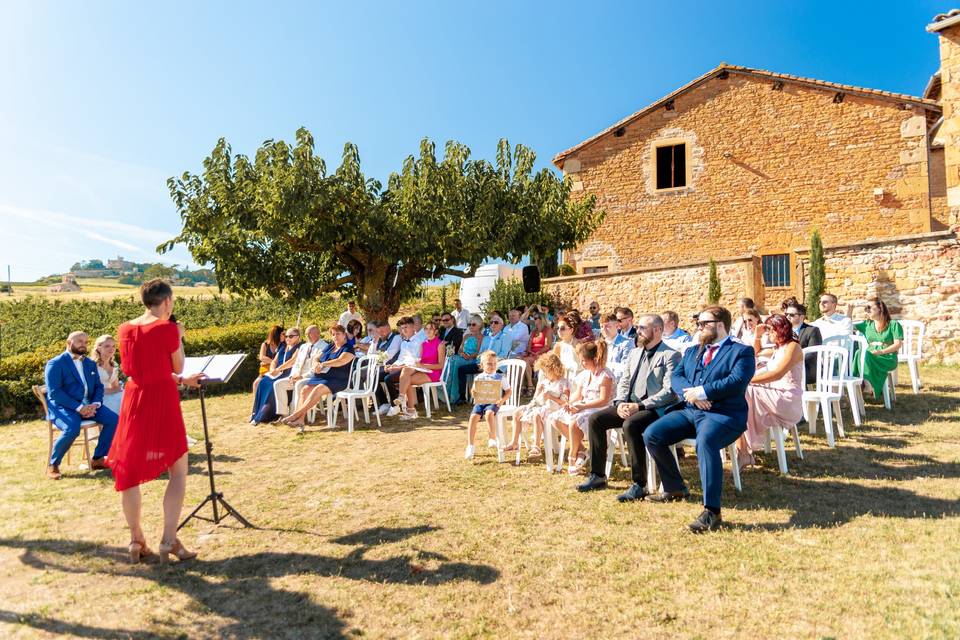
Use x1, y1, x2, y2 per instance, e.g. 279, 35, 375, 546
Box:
737, 313, 804, 469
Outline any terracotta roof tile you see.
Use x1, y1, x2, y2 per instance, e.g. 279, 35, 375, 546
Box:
552, 63, 940, 168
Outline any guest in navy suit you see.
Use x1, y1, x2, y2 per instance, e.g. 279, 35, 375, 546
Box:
45, 331, 119, 479
643, 305, 756, 532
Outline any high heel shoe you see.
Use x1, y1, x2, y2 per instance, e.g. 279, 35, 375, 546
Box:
128, 539, 157, 564
158, 538, 197, 563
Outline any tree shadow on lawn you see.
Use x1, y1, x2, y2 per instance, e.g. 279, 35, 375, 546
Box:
0, 525, 499, 639
859, 386, 960, 426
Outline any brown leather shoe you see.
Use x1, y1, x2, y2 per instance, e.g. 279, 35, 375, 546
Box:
46, 464, 62, 480
90, 457, 108, 471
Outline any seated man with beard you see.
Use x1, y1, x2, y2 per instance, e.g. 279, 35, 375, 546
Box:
44, 331, 119, 479
643, 306, 755, 533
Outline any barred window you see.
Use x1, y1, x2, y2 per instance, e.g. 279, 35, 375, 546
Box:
761, 254, 791, 287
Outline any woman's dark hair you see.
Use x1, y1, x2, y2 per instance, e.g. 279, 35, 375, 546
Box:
780, 296, 800, 312
869, 297, 892, 327
346, 319, 363, 337
266, 325, 284, 347
423, 320, 439, 335
765, 313, 798, 347
140, 278, 173, 308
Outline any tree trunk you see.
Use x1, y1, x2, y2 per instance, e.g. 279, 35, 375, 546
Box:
357, 266, 402, 323
536, 252, 559, 278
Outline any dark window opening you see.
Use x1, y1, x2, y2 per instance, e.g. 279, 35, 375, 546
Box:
761, 254, 791, 287
583, 265, 609, 275
655, 144, 686, 190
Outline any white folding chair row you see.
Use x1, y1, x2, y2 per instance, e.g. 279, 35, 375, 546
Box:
801, 345, 847, 447
333, 355, 382, 432
605, 428, 630, 478
306, 358, 362, 428
492, 359, 527, 463
644, 438, 742, 494
543, 368, 582, 473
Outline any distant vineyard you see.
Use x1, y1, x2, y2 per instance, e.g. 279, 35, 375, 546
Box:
0, 295, 342, 357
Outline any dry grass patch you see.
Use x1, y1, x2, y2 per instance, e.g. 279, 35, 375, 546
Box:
1, 365, 958, 639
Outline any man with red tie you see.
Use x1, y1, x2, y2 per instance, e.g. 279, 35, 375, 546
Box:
643, 305, 756, 532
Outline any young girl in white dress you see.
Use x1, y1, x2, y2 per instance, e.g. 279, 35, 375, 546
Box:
504, 352, 569, 459
547, 340, 614, 474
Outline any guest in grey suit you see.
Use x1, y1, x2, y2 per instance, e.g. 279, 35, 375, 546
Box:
577, 314, 681, 500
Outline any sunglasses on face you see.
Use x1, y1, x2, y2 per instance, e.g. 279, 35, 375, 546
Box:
785, 313, 799, 318
286, 334, 299, 338
616, 317, 628, 322
696, 320, 718, 328
557, 325, 570, 331
490, 320, 503, 325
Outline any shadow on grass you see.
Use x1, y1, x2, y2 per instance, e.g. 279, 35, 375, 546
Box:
0, 525, 499, 638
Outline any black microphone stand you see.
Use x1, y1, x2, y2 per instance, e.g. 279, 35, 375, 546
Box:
178, 379, 253, 530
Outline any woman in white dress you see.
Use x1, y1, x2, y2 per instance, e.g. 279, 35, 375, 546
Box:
551, 313, 582, 379
548, 340, 614, 474
93, 334, 124, 415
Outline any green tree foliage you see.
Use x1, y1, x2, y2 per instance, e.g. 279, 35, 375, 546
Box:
142, 263, 176, 281
163, 128, 602, 321
805, 229, 826, 321
440, 285, 448, 314
481, 278, 557, 317
707, 258, 721, 304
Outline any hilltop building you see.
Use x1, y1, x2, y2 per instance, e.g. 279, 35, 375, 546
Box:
545, 11, 960, 363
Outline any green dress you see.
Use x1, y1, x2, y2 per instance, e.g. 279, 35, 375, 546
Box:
853, 320, 903, 398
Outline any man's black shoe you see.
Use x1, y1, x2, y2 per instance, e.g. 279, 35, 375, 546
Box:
688, 509, 722, 533
646, 489, 690, 503
576, 474, 607, 492
616, 483, 649, 502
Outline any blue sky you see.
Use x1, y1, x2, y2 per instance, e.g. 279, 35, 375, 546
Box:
0, 0, 948, 281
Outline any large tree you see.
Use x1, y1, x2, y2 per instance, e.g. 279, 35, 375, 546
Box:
162, 128, 601, 321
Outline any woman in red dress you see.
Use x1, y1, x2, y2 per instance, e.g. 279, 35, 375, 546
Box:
107, 279, 204, 564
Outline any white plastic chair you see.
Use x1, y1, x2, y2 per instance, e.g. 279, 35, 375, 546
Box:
835, 334, 868, 426
333, 355, 382, 432
411, 357, 453, 419
802, 345, 847, 447
645, 437, 743, 494
306, 360, 356, 429
604, 428, 630, 478
493, 359, 527, 463
897, 319, 925, 394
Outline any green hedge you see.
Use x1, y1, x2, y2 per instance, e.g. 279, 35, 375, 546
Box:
0, 322, 283, 420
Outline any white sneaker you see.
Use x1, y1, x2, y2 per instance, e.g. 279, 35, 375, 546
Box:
487, 438, 498, 448
377, 404, 391, 416
464, 444, 475, 460
387, 405, 402, 417
399, 410, 419, 421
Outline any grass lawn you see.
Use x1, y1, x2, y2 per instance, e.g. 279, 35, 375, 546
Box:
1, 365, 958, 639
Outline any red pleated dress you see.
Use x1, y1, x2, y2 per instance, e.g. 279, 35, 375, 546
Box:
107, 320, 187, 491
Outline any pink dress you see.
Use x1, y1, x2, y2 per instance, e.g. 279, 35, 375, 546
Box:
552, 368, 615, 435
419, 337, 443, 383
743, 346, 804, 451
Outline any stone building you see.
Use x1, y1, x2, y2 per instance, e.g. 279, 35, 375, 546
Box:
545, 11, 960, 363
47, 273, 81, 293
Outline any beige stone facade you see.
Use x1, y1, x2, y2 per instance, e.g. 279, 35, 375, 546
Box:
544, 16, 960, 364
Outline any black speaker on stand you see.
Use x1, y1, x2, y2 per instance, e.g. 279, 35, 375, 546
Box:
522, 265, 541, 293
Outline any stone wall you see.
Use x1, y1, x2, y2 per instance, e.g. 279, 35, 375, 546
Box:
559, 71, 940, 274
546, 230, 960, 364
544, 256, 753, 321
796, 230, 960, 364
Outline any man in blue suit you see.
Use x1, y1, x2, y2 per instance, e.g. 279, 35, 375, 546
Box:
643, 305, 755, 532
45, 331, 118, 479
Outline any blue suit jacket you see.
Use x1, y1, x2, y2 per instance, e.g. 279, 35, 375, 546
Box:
670, 338, 756, 427
44, 352, 104, 424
